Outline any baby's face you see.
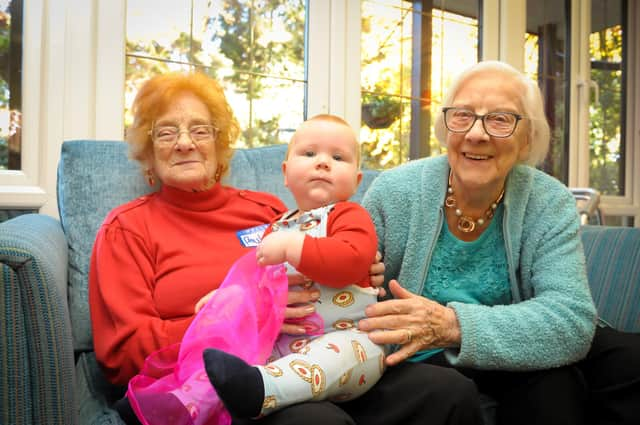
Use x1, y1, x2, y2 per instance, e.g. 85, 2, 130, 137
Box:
283, 121, 362, 211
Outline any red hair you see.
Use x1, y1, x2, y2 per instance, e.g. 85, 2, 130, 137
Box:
126, 71, 239, 177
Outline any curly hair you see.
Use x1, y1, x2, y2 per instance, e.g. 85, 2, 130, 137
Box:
126, 71, 240, 178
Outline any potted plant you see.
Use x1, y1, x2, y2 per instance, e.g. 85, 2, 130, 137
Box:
361, 93, 402, 129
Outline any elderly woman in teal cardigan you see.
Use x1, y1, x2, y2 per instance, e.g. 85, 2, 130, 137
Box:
360, 60, 640, 425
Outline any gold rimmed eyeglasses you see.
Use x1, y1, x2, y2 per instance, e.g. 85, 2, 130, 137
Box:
149, 124, 219, 145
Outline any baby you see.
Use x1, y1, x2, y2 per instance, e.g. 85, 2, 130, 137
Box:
204, 114, 386, 419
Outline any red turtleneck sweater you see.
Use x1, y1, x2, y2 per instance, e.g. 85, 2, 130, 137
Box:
89, 184, 286, 385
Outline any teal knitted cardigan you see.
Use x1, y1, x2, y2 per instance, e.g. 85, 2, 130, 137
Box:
362, 155, 597, 370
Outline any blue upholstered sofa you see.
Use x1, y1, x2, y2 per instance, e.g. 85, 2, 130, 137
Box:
1, 140, 639, 425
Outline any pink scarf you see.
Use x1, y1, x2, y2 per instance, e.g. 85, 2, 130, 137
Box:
127, 250, 289, 425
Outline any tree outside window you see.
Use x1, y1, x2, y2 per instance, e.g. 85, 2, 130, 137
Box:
125, 0, 305, 148
360, 0, 479, 170
0, 0, 22, 171
589, 23, 624, 196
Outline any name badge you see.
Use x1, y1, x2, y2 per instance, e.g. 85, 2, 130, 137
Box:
236, 223, 268, 247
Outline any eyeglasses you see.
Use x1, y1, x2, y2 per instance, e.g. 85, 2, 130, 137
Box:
442, 107, 524, 138
149, 124, 219, 145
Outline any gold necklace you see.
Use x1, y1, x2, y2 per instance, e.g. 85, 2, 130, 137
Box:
444, 170, 505, 233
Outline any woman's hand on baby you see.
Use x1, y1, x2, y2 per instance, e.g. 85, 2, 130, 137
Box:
195, 273, 321, 335
369, 251, 386, 297
358, 279, 461, 366
281, 272, 321, 335
257, 232, 305, 267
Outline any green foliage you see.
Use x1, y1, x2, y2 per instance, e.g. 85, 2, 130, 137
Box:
125, 32, 210, 81
0, 10, 12, 169
588, 26, 623, 196
0, 11, 11, 105
360, 101, 412, 170
359, 4, 410, 169
0, 137, 7, 170
240, 115, 280, 148
125, 1, 307, 146
208, 0, 305, 96
360, 91, 407, 170
361, 92, 401, 129
0, 11, 9, 52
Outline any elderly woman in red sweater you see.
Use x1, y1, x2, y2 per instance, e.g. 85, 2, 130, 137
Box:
89, 72, 482, 425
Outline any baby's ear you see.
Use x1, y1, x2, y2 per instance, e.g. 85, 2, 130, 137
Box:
356, 170, 363, 186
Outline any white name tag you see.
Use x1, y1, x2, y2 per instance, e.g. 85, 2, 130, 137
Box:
236, 223, 268, 247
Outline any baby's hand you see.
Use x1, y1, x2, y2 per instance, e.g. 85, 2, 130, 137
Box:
257, 232, 304, 267
195, 289, 215, 313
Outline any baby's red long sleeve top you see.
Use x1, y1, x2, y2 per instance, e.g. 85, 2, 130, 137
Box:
265, 202, 378, 288
89, 183, 285, 385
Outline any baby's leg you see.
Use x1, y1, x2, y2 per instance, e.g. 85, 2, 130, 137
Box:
259, 329, 386, 416
203, 349, 265, 419
204, 286, 384, 419
204, 330, 385, 419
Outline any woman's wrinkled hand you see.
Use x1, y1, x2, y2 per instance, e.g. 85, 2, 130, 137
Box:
369, 251, 386, 297
196, 273, 320, 334
358, 279, 461, 366
281, 272, 321, 335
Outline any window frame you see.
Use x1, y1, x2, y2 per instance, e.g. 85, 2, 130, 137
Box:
307, 0, 361, 127
570, 0, 639, 224
0, 0, 126, 218
2, 0, 638, 225
0, 0, 54, 213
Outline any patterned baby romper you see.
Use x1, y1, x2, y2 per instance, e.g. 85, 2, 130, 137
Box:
258, 203, 387, 415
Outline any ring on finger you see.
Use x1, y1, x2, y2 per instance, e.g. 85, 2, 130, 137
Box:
302, 275, 314, 289
404, 328, 412, 344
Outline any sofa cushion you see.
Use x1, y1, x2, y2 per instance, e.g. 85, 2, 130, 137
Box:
76, 351, 127, 425
581, 225, 640, 332
58, 141, 152, 351
58, 140, 379, 351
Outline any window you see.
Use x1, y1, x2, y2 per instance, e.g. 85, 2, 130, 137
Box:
360, 0, 479, 170
0, 0, 22, 171
525, 0, 570, 182
588, 0, 625, 197
0, 0, 55, 217
1, 1, 632, 223
523, 0, 636, 226
125, 0, 306, 148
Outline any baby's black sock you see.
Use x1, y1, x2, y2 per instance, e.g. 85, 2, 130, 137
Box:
203, 348, 264, 418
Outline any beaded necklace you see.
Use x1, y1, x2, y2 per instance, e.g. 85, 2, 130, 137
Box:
444, 170, 505, 233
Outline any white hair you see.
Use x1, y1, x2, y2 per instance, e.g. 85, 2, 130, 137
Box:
433, 60, 551, 166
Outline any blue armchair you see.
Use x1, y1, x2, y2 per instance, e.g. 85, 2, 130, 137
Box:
1, 140, 638, 425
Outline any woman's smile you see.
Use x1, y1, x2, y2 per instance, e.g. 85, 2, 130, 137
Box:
463, 152, 491, 160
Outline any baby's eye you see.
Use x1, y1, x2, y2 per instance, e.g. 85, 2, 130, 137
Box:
333, 154, 343, 161
304, 150, 315, 157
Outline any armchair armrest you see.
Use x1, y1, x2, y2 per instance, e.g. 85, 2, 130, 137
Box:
0, 214, 77, 425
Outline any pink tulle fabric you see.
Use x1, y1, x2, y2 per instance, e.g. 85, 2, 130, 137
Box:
127, 250, 289, 425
